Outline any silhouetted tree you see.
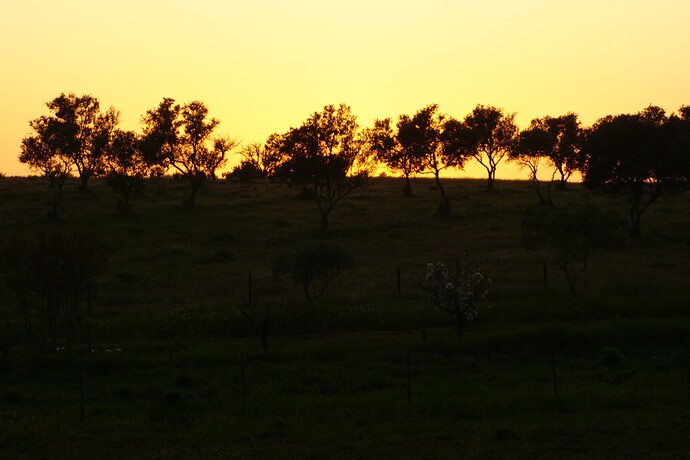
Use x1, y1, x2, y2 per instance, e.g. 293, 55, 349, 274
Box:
43, 93, 119, 191
142, 98, 237, 206
273, 244, 352, 304
522, 204, 624, 296
512, 125, 554, 205
544, 113, 582, 187
397, 104, 457, 214
512, 119, 558, 205
458, 105, 518, 191
582, 106, 688, 238
238, 136, 282, 178
103, 129, 151, 213
20, 117, 74, 220
422, 259, 491, 338
272, 104, 371, 231
0, 232, 107, 352
364, 118, 425, 195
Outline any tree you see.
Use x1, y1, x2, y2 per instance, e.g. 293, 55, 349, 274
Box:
364, 117, 425, 196
142, 98, 238, 206
103, 129, 151, 213
396, 104, 459, 214
512, 119, 557, 205
544, 113, 582, 188
273, 244, 352, 304
522, 204, 624, 296
20, 117, 74, 220
458, 104, 518, 191
47, 93, 119, 191
272, 104, 371, 231
422, 259, 491, 338
0, 232, 106, 352
237, 135, 283, 178
582, 106, 688, 237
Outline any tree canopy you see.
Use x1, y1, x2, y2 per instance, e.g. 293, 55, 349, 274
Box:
271, 104, 371, 231
456, 105, 518, 191
142, 98, 237, 206
365, 117, 426, 196
582, 105, 689, 237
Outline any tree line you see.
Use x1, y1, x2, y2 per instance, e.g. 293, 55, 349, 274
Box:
19, 93, 690, 236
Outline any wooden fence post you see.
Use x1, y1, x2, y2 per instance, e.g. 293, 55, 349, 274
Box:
550, 352, 559, 400
406, 350, 412, 416
79, 367, 85, 422
241, 353, 247, 417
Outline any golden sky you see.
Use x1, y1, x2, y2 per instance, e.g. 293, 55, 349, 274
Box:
2, 0, 689, 178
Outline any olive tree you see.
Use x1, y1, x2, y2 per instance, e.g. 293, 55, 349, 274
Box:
522, 204, 624, 296
457, 105, 518, 191
142, 98, 238, 206
272, 104, 371, 231
364, 117, 426, 196
582, 106, 688, 237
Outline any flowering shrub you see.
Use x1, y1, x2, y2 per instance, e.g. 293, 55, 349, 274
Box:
423, 260, 491, 337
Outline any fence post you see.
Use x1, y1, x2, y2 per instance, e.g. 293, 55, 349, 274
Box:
550, 352, 559, 400
406, 350, 412, 416
248, 273, 253, 308
241, 353, 247, 417
79, 367, 85, 422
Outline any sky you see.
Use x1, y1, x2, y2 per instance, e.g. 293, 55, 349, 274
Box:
2, 0, 690, 178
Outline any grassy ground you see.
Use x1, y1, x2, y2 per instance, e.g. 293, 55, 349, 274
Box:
0, 176, 689, 458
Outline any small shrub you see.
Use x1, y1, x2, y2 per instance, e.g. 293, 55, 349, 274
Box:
273, 244, 353, 304
422, 258, 491, 338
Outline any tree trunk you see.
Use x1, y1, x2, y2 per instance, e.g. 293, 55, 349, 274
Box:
486, 169, 496, 192
185, 182, 199, 207
319, 211, 330, 232
564, 270, 578, 297
629, 184, 643, 238
435, 174, 450, 215
403, 175, 412, 196
50, 181, 64, 221
79, 173, 89, 192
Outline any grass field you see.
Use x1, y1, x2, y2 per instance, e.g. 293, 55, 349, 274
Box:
0, 176, 689, 458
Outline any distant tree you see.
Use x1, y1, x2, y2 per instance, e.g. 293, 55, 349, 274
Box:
103, 129, 151, 213
237, 136, 282, 178
458, 105, 518, 191
522, 204, 625, 297
0, 231, 106, 352
422, 259, 491, 338
397, 104, 458, 214
20, 117, 74, 220
582, 106, 688, 238
511, 119, 558, 205
544, 113, 582, 187
272, 104, 371, 231
273, 244, 353, 304
44, 93, 119, 191
364, 117, 425, 196
142, 98, 238, 206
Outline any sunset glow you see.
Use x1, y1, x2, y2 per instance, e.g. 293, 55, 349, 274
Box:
2, 0, 690, 177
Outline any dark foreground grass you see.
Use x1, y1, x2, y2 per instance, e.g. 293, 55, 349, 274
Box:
0, 176, 689, 458
1, 323, 689, 459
